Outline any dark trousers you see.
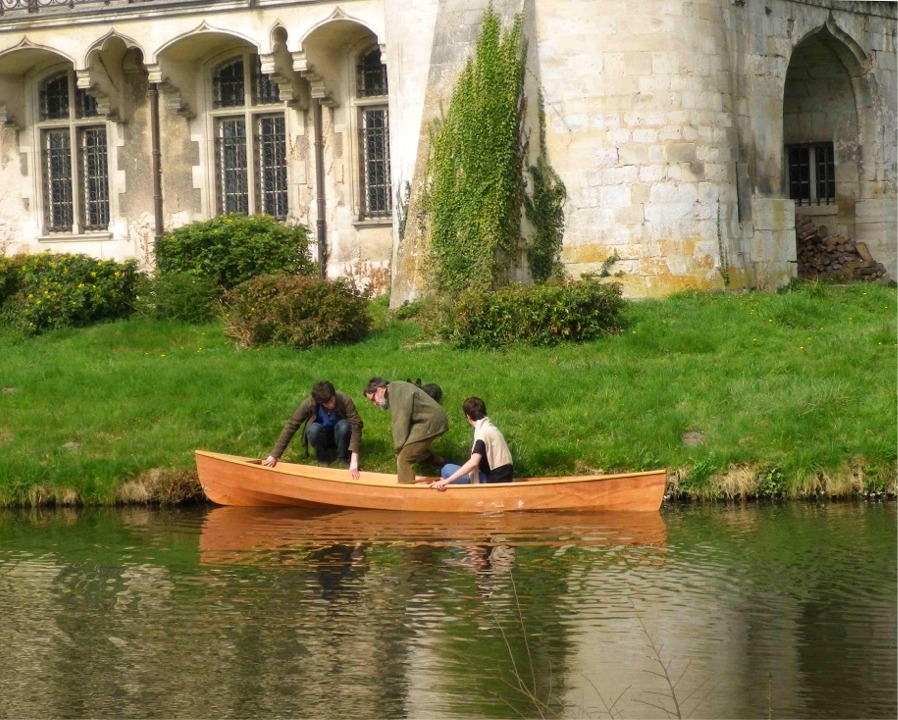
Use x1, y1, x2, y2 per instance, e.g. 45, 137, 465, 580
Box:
305, 420, 351, 463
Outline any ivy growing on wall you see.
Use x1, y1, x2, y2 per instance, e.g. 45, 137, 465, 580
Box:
524, 89, 567, 283
424, 6, 527, 295
423, 6, 567, 294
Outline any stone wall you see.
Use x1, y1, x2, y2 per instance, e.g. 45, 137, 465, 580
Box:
0, 0, 893, 299
0, 1, 395, 275
389, 0, 896, 303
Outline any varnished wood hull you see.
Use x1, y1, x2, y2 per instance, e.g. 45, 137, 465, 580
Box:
195, 450, 667, 513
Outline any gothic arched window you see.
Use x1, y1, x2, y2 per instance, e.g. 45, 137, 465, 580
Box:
210, 54, 287, 219
37, 71, 109, 233
355, 48, 391, 219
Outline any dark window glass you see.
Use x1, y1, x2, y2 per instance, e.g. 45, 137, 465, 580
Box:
252, 57, 281, 105
40, 74, 69, 121
361, 108, 391, 217
43, 129, 73, 231
815, 143, 835, 204
357, 49, 388, 98
214, 59, 245, 109
212, 55, 287, 218
76, 89, 99, 119
81, 128, 109, 231
216, 118, 249, 215
787, 142, 835, 206
788, 146, 811, 203
38, 71, 110, 233
257, 115, 287, 219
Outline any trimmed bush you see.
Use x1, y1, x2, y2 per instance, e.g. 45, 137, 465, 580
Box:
132, 272, 220, 323
221, 274, 371, 349
442, 279, 627, 348
0, 252, 138, 335
155, 214, 315, 290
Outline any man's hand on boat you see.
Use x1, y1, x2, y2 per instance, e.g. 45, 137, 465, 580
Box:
262, 453, 361, 480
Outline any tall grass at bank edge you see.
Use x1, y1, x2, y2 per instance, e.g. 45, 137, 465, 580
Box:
0, 282, 894, 505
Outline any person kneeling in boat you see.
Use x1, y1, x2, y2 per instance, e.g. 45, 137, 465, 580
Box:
364, 377, 448, 484
262, 380, 363, 479
431, 397, 513, 491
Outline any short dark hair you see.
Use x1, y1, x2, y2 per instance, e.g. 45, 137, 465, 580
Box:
462, 396, 487, 421
311, 381, 336, 404
364, 377, 388, 397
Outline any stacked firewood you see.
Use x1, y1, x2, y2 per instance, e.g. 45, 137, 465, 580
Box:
795, 215, 888, 281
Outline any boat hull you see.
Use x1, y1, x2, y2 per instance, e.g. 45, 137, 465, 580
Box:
196, 450, 666, 513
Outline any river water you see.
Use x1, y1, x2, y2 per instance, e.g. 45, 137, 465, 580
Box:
0, 501, 894, 719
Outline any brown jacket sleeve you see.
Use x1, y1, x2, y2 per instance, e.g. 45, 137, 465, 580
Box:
269, 397, 316, 459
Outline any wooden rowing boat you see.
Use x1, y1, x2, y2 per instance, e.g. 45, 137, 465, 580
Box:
199, 505, 668, 565
195, 450, 667, 512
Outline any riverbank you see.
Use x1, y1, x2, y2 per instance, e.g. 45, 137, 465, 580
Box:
1, 282, 894, 506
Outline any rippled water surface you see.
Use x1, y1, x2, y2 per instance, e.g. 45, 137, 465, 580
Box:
1, 502, 894, 719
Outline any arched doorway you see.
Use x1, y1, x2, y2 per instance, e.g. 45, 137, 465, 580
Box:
783, 23, 889, 281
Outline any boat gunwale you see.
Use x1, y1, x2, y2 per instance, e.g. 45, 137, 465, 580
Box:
196, 450, 667, 489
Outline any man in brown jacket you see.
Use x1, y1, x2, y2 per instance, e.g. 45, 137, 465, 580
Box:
263, 381, 363, 479
364, 377, 448, 484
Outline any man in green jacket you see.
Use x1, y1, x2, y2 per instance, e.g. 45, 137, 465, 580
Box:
364, 377, 448, 484
263, 380, 363, 479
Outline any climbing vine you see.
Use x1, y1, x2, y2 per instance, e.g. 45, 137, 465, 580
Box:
424, 6, 527, 295
523, 157, 566, 283
524, 89, 566, 283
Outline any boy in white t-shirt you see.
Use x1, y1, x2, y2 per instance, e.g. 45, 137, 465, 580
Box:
431, 396, 513, 491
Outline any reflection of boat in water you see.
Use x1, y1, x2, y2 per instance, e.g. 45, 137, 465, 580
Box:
199, 506, 668, 564
195, 450, 667, 512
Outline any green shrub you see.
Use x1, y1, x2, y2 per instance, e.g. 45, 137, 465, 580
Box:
133, 272, 220, 323
155, 214, 315, 289
367, 294, 392, 332
0, 252, 138, 335
221, 274, 371, 349
392, 300, 424, 321
442, 279, 627, 348
0, 255, 18, 305
757, 465, 786, 498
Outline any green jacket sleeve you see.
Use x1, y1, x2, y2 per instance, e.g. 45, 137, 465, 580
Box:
388, 382, 414, 452
388, 381, 448, 452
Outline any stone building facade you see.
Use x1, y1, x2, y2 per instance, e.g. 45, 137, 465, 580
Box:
0, 0, 893, 300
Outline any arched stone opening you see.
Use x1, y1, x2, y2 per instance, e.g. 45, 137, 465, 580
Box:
0, 42, 137, 245
0, 43, 72, 129
783, 24, 889, 281
296, 14, 393, 278
150, 27, 294, 223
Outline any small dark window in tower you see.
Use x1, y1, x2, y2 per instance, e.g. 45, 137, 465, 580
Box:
787, 142, 835, 206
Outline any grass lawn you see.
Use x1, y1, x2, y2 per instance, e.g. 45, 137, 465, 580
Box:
0, 281, 894, 505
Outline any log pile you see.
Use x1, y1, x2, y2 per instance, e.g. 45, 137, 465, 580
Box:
795, 215, 888, 281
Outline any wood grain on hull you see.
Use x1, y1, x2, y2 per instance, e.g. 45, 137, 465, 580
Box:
196, 450, 666, 513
